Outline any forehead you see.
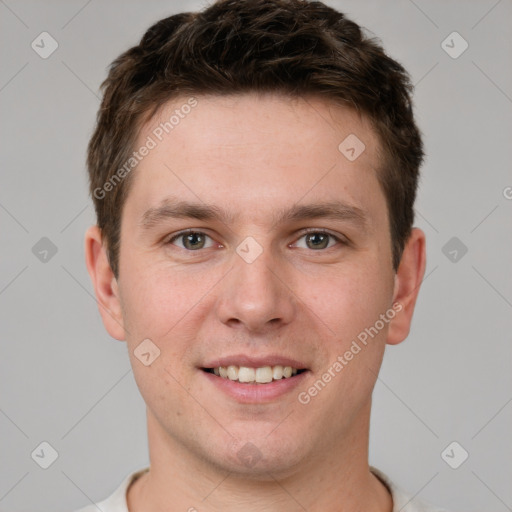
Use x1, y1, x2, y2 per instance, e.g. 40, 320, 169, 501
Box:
126, 93, 385, 224
144, 93, 379, 158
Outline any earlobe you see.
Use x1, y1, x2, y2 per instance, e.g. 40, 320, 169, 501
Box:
386, 228, 426, 346
84, 225, 126, 341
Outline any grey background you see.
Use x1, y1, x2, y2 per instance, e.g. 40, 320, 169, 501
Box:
1, 0, 511, 511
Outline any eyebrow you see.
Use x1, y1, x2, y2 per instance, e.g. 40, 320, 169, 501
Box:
140, 197, 369, 231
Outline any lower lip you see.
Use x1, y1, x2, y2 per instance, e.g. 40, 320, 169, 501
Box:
201, 370, 309, 403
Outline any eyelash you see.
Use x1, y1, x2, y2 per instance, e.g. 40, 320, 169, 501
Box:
166, 228, 346, 251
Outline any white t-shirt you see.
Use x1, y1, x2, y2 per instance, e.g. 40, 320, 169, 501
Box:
74, 466, 449, 512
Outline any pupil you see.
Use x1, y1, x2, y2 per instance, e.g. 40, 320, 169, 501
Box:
185, 233, 204, 249
307, 233, 328, 249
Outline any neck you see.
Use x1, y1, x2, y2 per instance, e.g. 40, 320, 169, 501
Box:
128, 403, 392, 512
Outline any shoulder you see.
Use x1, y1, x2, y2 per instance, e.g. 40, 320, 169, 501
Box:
370, 466, 451, 512
71, 467, 150, 512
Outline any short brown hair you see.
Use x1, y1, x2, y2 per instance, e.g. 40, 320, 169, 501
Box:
87, 0, 424, 278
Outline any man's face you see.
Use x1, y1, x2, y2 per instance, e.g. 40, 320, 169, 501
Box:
115, 93, 398, 475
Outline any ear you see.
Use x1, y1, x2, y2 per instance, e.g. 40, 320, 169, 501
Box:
386, 228, 426, 346
84, 225, 126, 341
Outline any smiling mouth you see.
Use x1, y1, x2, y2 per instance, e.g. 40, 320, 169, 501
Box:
202, 365, 308, 384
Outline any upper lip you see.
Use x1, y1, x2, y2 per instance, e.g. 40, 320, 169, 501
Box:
202, 354, 308, 369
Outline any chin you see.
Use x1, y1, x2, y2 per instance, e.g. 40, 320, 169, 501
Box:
203, 429, 309, 480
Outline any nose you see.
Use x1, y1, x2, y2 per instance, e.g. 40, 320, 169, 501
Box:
215, 247, 297, 334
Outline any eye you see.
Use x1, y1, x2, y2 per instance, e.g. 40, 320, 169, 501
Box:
166, 229, 344, 252
167, 230, 216, 250
292, 230, 343, 250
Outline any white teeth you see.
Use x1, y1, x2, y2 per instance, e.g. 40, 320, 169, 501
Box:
272, 365, 284, 380
227, 365, 238, 380
238, 367, 255, 383
255, 366, 273, 383
210, 364, 302, 383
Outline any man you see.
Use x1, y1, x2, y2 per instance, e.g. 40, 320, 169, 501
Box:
78, 0, 448, 510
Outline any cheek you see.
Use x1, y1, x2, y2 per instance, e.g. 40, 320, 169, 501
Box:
130, 355, 188, 435
119, 261, 215, 341
302, 260, 393, 344
297, 264, 392, 423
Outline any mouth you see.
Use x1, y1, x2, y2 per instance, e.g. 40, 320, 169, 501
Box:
202, 365, 308, 384
200, 355, 310, 402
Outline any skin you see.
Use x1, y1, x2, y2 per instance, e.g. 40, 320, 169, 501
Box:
85, 93, 426, 511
